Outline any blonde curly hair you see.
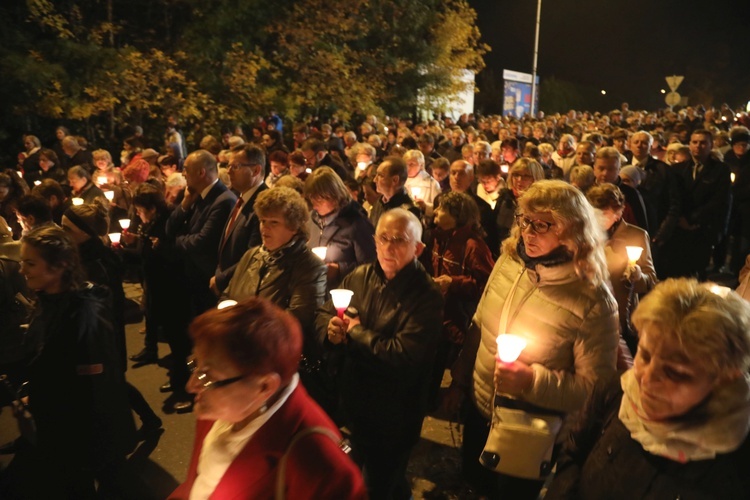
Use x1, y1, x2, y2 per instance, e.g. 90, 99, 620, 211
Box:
501, 179, 609, 288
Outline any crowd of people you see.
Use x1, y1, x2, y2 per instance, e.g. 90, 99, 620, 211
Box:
1, 102, 750, 499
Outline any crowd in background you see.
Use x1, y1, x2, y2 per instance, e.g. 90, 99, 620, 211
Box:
2, 101, 750, 499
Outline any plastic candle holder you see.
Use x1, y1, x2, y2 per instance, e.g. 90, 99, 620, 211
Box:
496, 334, 527, 364
119, 219, 131, 230
312, 247, 327, 260
330, 289, 354, 318
625, 246, 643, 265
72, 197, 84, 206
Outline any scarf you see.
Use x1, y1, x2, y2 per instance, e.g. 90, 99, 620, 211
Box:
619, 369, 750, 463
516, 239, 573, 270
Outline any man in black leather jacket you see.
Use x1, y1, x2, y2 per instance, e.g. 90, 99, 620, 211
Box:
317, 208, 443, 500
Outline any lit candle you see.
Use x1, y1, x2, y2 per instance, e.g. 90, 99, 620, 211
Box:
305, 168, 312, 174
119, 219, 131, 230
501, 164, 509, 174
312, 246, 327, 260
97, 175, 108, 186
357, 162, 368, 172
330, 289, 354, 319
34, 180, 41, 186
731, 173, 736, 184
15, 171, 22, 178
108, 232, 121, 245
708, 284, 731, 298
104, 191, 115, 201
625, 246, 643, 266
410, 187, 423, 200
217, 300, 238, 310
72, 197, 84, 206
496, 334, 526, 363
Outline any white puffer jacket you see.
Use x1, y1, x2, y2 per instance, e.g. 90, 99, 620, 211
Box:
453, 253, 619, 420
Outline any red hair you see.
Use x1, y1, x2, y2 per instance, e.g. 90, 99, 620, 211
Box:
189, 297, 302, 384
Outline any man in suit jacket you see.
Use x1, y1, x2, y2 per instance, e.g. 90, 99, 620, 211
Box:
659, 130, 732, 280
211, 144, 267, 295
165, 150, 236, 410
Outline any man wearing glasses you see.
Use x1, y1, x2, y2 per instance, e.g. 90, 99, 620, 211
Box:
316, 208, 443, 499
211, 144, 268, 295
300, 138, 350, 180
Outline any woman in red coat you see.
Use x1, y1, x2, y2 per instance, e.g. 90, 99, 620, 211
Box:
170, 297, 366, 500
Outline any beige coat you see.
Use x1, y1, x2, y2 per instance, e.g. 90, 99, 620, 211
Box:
604, 221, 657, 334
453, 253, 619, 420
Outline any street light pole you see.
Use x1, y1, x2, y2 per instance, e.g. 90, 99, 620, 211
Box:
530, 0, 542, 117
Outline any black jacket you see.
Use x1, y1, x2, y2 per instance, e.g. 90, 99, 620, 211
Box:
547, 381, 750, 500
369, 187, 422, 228
223, 236, 326, 360
315, 260, 443, 448
26, 286, 136, 469
673, 157, 732, 244
637, 156, 681, 245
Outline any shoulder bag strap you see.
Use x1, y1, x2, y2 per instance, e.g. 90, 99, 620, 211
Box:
275, 426, 341, 500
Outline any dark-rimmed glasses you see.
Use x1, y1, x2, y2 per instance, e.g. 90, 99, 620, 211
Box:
187, 358, 244, 390
514, 214, 555, 234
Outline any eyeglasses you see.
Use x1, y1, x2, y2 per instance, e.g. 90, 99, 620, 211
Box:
514, 214, 555, 234
510, 173, 534, 181
228, 163, 256, 170
374, 233, 411, 246
187, 358, 244, 390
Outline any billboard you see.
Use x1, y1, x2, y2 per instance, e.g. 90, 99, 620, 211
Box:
503, 69, 539, 118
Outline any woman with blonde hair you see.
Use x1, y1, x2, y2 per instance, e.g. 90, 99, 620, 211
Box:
448, 179, 619, 499
547, 279, 750, 499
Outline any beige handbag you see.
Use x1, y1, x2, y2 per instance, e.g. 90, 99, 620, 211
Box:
480, 395, 562, 479
479, 276, 563, 479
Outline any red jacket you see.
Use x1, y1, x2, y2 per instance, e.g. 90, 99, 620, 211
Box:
170, 384, 367, 500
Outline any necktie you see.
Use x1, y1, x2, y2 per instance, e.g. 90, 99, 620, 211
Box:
224, 197, 244, 239
693, 162, 703, 180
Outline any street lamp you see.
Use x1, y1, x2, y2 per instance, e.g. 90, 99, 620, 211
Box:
530, 0, 542, 117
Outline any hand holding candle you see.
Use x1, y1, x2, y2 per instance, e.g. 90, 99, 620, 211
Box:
625, 246, 643, 266
494, 334, 533, 394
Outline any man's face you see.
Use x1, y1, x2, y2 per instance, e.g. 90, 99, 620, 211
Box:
418, 142, 433, 156
375, 215, 422, 280
733, 142, 749, 159
575, 145, 595, 166
630, 134, 651, 160
473, 148, 490, 165
182, 156, 204, 191
690, 133, 712, 162
228, 152, 261, 193
449, 161, 473, 193
594, 157, 619, 184
375, 162, 398, 198
67, 174, 87, 193
452, 131, 465, 147
478, 174, 502, 194
293, 131, 307, 144
301, 149, 319, 168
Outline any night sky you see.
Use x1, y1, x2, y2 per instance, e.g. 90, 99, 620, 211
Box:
469, 0, 750, 111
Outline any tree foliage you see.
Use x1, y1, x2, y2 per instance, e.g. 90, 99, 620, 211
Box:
1, 0, 487, 147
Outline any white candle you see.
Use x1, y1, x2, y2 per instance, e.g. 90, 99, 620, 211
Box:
119, 219, 131, 230
217, 300, 238, 310
108, 232, 121, 244
410, 187, 423, 200
330, 289, 354, 318
312, 246, 327, 260
496, 334, 526, 363
34, 180, 41, 186
104, 190, 115, 201
72, 197, 84, 206
625, 246, 643, 265
97, 176, 108, 186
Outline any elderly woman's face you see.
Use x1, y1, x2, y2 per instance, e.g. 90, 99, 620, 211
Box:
188, 342, 267, 423
519, 211, 561, 258
259, 211, 297, 251
634, 326, 718, 421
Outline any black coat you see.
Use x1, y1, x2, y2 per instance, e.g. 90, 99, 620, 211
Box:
306, 200, 376, 289
369, 187, 422, 229
547, 381, 750, 500
673, 157, 732, 244
215, 184, 267, 292
637, 156, 681, 244
223, 236, 326, 360
26, 287, 136, 469
315, 260, 443, 448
